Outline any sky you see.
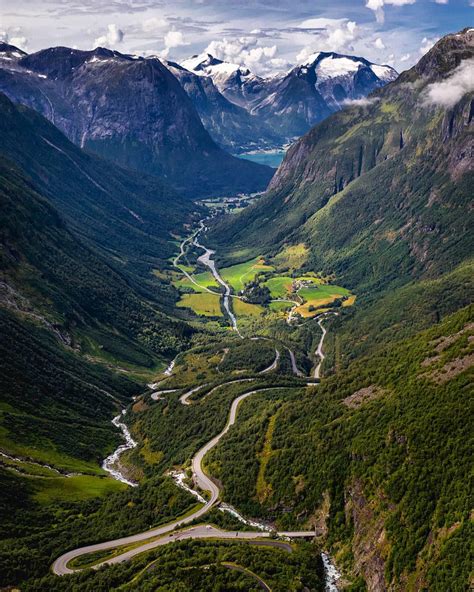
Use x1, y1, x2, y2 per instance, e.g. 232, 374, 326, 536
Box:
1, 0, 472, 74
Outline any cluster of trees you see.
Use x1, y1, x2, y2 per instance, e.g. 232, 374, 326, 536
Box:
23, 540, 324, 592
240, 280, 272, 305
206, 305, 473, 590
0, 474, 196, 585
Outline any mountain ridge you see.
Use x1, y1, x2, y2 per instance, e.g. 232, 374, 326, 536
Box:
0, 44, 273, 197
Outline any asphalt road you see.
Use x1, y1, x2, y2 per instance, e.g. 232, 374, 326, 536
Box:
52, 385, 315, 575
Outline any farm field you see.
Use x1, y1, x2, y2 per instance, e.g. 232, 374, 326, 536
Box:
233, 299, 265, 317
173, 269, 219, 293
294, 284, 351, 317
220, 257, 274, 292
177, 292, 223, 317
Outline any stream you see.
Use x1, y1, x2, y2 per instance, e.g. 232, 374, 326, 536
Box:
95, 220, 341, 587
102, 410, 138, 487
193, 235, 242, 337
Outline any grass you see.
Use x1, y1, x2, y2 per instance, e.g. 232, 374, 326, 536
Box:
177, 293, 223, 317
263, 277, 294, 298
298, 284, 350, 301
220, 257, 274, 293
256, 413, 277, 503
0, 426, 107, 475
272, 243, 309, 270
33, 474, 126, 504
268, 301, 294, 312
233, 299, 265, 317
173, 269, 219, 293
294, 284, 352, 317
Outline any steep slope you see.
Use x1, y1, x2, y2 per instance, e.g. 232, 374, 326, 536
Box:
0, 45, 273, 197
201, 29, 473, 592
210, 29, 473, 310
0, 92, 196, 303
182, 51, 397, 142
165, 60, 280, 153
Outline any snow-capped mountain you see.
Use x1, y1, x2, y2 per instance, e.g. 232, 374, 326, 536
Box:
294, 51, 398, 109
165, 59, 280, 152
0, 43, 273, 196
180, 51, 398, 143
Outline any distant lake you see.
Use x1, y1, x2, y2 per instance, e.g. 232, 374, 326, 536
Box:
238, 150, 286, 168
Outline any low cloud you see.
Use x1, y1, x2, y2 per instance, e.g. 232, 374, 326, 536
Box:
419, 36, 438, 56
142, 17, 168, 33
0, 27, 29, 51
342, 97, 380, 107
94, 24, 124, 48
374, 37, 386, 49
423, 59, 474, 108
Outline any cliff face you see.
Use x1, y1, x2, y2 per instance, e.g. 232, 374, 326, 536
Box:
165, 60, 281, 153
0, 45, 273, 197
179, 51, 397, 147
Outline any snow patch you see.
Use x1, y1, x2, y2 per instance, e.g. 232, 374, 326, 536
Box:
316, 56, 362, 79
371, 64, 396, 80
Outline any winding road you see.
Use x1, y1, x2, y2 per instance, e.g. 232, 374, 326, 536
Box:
52, 227, 338, 578
52, 385, 315, 575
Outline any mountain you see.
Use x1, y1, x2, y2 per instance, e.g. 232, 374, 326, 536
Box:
0, 92, 199, 361
210, 30, 473, 308
182, 51, 398, 143
0, 92, 197, 303
204, 29, 473, 590
0, 45, 273, 197
165, 60, 281, 153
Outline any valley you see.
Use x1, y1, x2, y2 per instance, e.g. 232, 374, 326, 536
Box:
48, 209, 343, 587
0, 19, 472, 592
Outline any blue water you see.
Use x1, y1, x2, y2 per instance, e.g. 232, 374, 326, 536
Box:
238, 150, 286, 168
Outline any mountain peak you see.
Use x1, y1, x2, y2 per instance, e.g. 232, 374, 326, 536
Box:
414, 27, 474, 80
181, 53, 251, 79
0, 42, 27, 61
297, 51, 397, 82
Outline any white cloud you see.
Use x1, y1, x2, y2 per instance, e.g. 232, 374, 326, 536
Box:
142, 17, 167, 33
164, 30, 186, 49
423, 59, 474, 108
94, 24, 124, 48
434, 0, 448, 3
342, 97, 380, 107
295, 19, 359, 61
365, 0, 416, 24
0, 27, 28, 50
160, 30, 189, 58
298, 17, 348, 29
9, 36, 28, 50
400, 53, 411, 62
203, 36, 278, 75
374, 37, 386, 49
419, 36, 438, 55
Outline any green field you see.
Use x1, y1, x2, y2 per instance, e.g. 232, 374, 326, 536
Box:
295, 284, 351, 317
220, 257, 274, 292
233, 299, 265, 317
33, 474, 126, 504
177, 293, 223, 317
268, 300, 294, 312
263, 276, 294, 298
174, 269, 219, 293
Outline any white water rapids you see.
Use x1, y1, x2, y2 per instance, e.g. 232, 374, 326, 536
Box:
322, 552, 342, 591
169, 470, 272, 532
102, 410, 138, 487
